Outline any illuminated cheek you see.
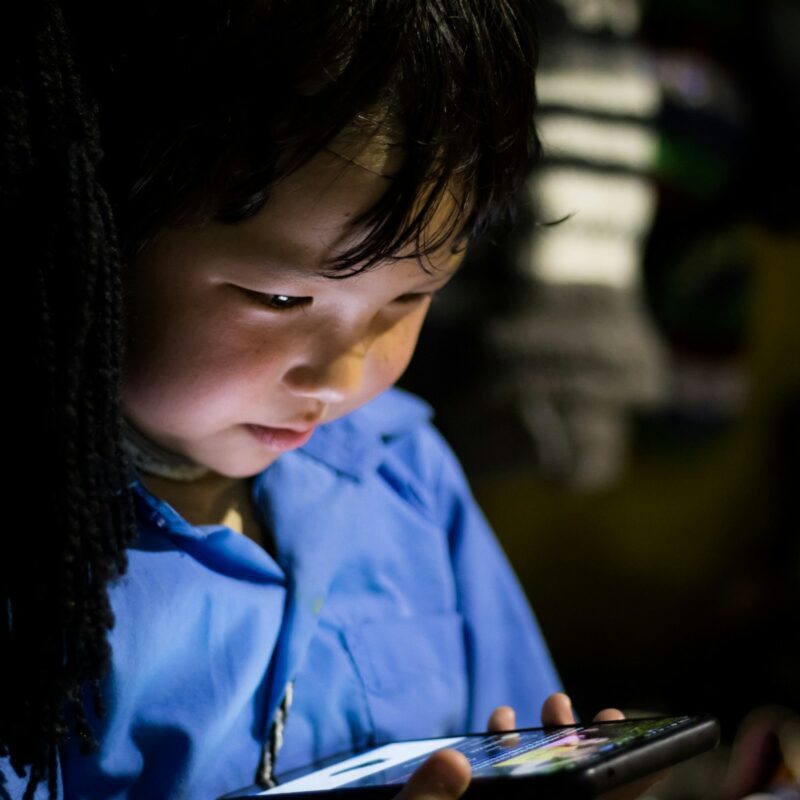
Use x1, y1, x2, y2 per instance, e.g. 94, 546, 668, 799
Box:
370, 313, 425, 385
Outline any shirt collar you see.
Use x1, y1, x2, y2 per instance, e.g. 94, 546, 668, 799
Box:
292, 386, 434, 480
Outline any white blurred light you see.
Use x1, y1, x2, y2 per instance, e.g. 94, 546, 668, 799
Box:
525, 169, 657, 288
531, 168, 657, 232
538, 114, 658, 170
536, 68, 660, 116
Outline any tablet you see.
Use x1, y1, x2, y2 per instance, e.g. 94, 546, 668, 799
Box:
219, 713, 720, 799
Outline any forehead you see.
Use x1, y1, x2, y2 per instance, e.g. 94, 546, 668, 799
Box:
224, 136, 463, 281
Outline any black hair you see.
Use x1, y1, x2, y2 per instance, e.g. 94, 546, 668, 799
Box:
1, 2, 138, 798
61, 0, 543, 273
0, 0, 542, 796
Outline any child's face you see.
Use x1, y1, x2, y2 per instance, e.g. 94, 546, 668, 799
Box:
120, 143, 464, 478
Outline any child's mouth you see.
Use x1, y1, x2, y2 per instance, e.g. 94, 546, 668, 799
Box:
245, 423, 315, 451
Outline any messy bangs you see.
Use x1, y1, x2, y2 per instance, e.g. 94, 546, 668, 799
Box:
65, 0, 542, 274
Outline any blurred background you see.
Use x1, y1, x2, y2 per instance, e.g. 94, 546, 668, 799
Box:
397, 0, 799, 796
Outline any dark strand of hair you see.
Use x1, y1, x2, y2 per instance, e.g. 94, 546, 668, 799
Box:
0, 1, 139, 798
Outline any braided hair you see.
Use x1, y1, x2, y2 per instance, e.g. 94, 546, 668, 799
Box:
1, 0, 542, 796
1, 2, 138, 797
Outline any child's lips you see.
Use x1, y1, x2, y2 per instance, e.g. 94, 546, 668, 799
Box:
245, 423, 315, 451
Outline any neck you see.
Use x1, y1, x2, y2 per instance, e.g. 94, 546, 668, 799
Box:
138, 470, 250, 526
121, 415, 210, 481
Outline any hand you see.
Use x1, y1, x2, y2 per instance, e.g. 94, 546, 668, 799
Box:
391, 693, 667, 800
391, 746, 472, 800
500, 693, 669, 800
389, 707, 508, 800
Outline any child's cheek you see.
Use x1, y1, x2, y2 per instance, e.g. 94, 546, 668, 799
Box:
369, 307, 428, 389
119, 320, 261, 437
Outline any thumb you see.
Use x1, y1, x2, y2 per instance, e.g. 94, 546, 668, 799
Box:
392, 748, 472, 800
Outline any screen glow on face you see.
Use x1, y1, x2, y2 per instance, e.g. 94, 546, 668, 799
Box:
257, 717, 691, 794
120, 143, 464, 481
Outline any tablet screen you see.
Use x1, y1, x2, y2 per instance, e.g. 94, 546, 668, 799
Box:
257, 716, 692, 794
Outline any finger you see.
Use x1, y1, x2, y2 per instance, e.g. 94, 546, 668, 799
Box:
593, 708, 626, 722
541, 692, 576, 727
392, 748, 472, 800
487, 705, 516, 733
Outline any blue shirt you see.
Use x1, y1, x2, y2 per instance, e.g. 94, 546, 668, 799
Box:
2, 387, 561, 799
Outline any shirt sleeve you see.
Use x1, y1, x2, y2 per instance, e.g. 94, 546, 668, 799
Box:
424, 423, 564, 732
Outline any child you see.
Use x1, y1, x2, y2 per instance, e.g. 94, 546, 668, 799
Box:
1, 1, 639, 798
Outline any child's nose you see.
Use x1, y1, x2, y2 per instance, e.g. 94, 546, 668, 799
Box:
282, 347, 365, 404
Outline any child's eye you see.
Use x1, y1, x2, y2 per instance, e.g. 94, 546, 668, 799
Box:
251, 292, 310, 311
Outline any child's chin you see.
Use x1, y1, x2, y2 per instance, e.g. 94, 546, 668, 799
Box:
226, 449, 284, 479
187, 452, 274, 481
